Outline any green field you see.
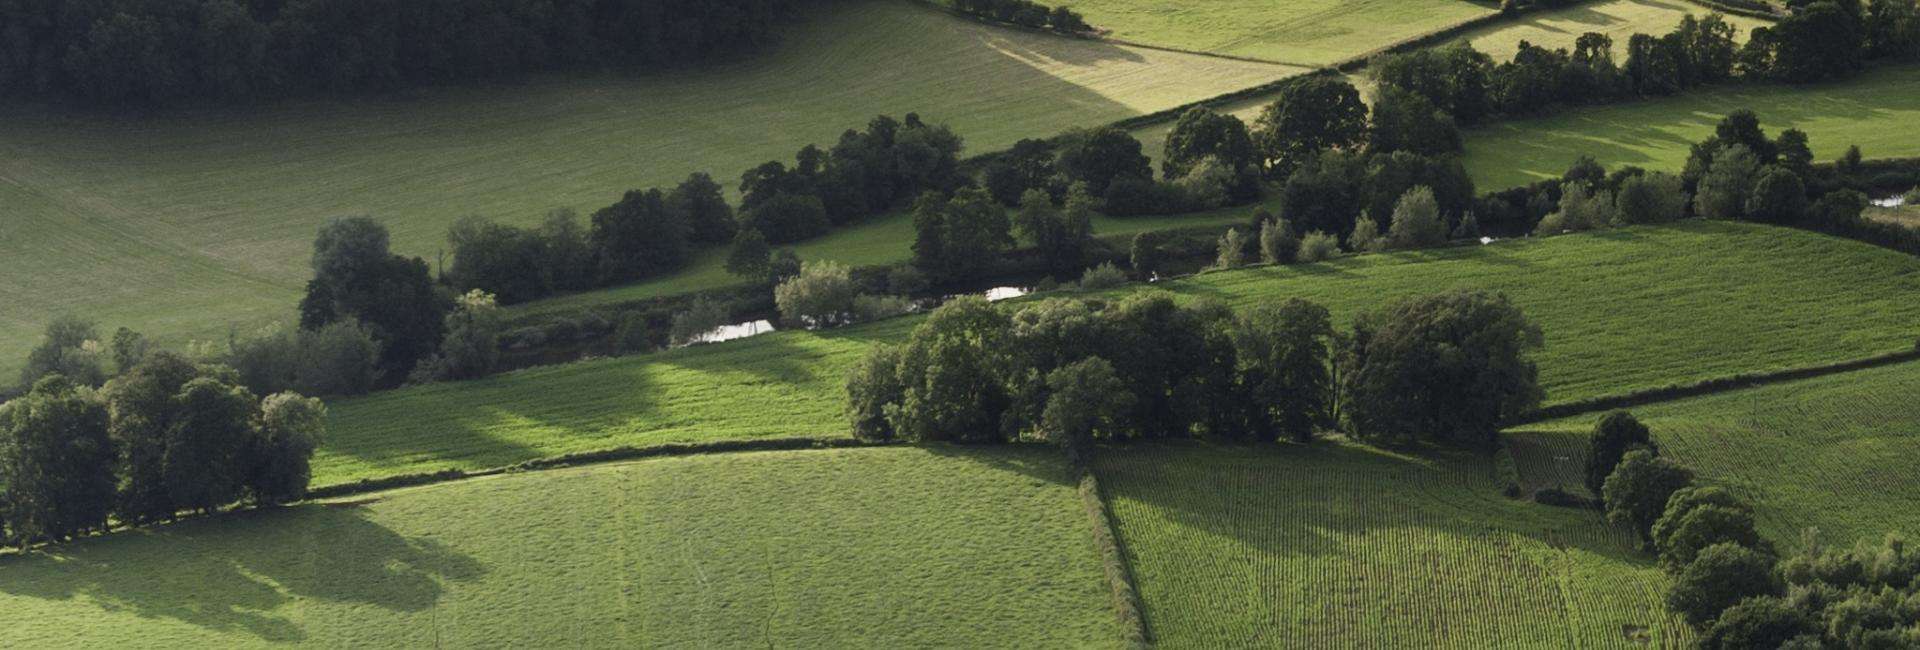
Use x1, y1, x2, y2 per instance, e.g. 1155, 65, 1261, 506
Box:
1462, 63, 1920, 188
0, 0, 1300, 381
1511, 359, 1920, 545
1868, 202, 1919, 227
1095, 441, 1684, 648
1065, 0, 1494, 65
1450, 0, 1769, 60
318, 222, 1920, 487
0, 446, 1122, 647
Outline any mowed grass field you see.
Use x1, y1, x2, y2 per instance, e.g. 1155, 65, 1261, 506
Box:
317, 222, 1920, 486
1510, 360, 1920, 545
1095, 441, 1683, 648
0, 446, 1123, 648
1063, 0, 1494, 65
1449, 0, 1769, 60
1463, 63, 1920, 188
0, 0, 1301, 381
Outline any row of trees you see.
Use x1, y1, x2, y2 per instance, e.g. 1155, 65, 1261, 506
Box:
0, 357, 323, 547
1373, 3, 1920, 127
846, 289, 1543, 452
0, 0, 810, 106
1581, 412, 1920, 647
950, 0, 1090, 34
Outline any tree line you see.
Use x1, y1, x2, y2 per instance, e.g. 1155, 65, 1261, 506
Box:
0, 358, 323, 548
1372, 2, 1920, 126
0, 0, 810, 106
1581, 411, 1920, 648
846, 289, 1545, 456
949, 0, 1090, 34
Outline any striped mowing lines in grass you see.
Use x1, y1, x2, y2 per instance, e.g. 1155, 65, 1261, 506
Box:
1062, 0, 1495, 66
0, 0, 1304, 381
1463, 62, 1920, 189
1512, 359, 1920, 545
0, 446, 1125, 648
320, 222, 1920, 488
1094, 441, 1687, 648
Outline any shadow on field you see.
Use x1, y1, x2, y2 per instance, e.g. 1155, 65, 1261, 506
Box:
0, 504, 483, 642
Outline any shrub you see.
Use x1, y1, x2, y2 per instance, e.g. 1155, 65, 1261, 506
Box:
886, 266, 930, 296
1260, 218, 1300, 264
852, 294, 915, 323
409, 290, 504, 384
295, 320, 382, 397
1615, 172, 1689, 224
1603, 449, 1696, 546
1347, 216, 1383, 253
1078, 262, 1129, 290
845, 345, 905, 442
1129, 232, 1164, 278
1385, 186, 1447, 250
669, 298, 733, 346
775, 261, 860, 328
1584, 410, 1656, 497
1214, 228, 1249, 269
1451, 211, 1481, 240
613, 312, 653, 354
1297, 231, 1340, 262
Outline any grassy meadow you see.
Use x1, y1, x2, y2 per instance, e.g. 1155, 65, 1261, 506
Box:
1449, 0, 1770, 60
0, 0, 1300, 381
1062, 0, 1494, 65
1462, 63, 1920, 188
1511, 360, 1920, 545
1095, 441, 1683, 648
0, 446, 1122, 647
317, 222, 1920, 486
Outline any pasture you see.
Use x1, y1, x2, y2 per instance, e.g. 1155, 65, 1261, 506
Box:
1448, 0, 1769, 60
1462, 63, 1920, 188
1062, 0, 1494, 65
1511, 359, 1920, 545
318, 222, 1920, 487
0, 446, 1122, 647
1094, 441, 1683, 648
0, 0, 1298, 380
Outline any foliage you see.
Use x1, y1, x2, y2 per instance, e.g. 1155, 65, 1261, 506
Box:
911, 188, 1014, 282
163, 377, 259, 514
888, 297, 1013, 443
1348, 217, 1384, 253
726, 228, 774, 280
1369, 86, 1463, 157
247, 393, 326, 505
1254, 76, 1369, 180
1056, 126, 1153, 197
0, 376, 115, 543
1667, 542, 1781, 626
299, 217, 450, 378
668, 172, 739, 246
667, 299, 732, 347
1385, 186, 1448, 250
1231, 299, 1334, 442
1584, 410, 1656, 497
1614, 172, 1689, 224
1013, 186, 1095, 276
410, 291, 505, 384
775, 261, 860, 328
591, 189, 692, 283
1297, 230, 1341, 262
1746, 165, 1811, 224
1214, 228, 1249, 269
19, 316, 106, 390
1602, 449, 1696, 546
1341, 290, 1544, 446
1077, 263, 1129, 290
1038, 357, 1132, 458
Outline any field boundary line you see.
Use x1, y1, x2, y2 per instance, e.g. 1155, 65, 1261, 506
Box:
1513, 347, 1920, 424
1076, 460, 1153, 649
1673, 0, 1782, 20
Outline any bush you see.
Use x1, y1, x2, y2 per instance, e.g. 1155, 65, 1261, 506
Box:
1297, 231, 1341, 262
409, 290, 504, 384
612, 312, 653, 354
1260, 218, 1300, 264
845, 345, 906, 442
775, 261, 860, 328
886, 266, 931, 296
1584, 410, 1656, 497
1347, 217, 1383, 253
1214, 228, 1249, 269
1385, 186, 1447, 250
1603, 449, 1696, 547
668, 298, 732, 346
1077, 262, 1129, 290
1615, 172, 1689, 224
852, 294, 915, 323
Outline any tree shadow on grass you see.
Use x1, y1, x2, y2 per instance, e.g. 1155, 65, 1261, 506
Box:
0, 504, 483, 643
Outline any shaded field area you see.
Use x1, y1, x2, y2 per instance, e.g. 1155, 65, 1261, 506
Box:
1064, 0, 1494, 65
319, 222, 1920, 486
0, 0, 1299, 379
1449, 0, 1769, 60
1462, 63, 1920, 188
0, 446, 1120, 647
1511, 360, 1920, 544
1095, 441, 1683, 648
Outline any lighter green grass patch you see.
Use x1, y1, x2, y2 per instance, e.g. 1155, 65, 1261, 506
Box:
1514, 360, 1920, 544
1095, 441, 1684, 648
320, 222, 1920, 487
1450, 0, 1769, 60
1064, 0, 1495, 65
1463, 63, 1920, 189
0, 446, 1121, 648
0, 0, 1301, 380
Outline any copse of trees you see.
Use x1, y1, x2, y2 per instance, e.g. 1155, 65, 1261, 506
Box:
300, 217, 451, 379
1340, 290, 1544, 447
0, 0, 812, 106
0, 352, 324, 547
951, 0, 1091, 33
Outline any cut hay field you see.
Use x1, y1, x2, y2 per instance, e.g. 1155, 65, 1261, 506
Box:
0, 0, 1301, 382
1062, 0, 1495, 65
1094, 441, 1683, 648
1462, 63, 1920, 188
1449, 0, 1769, 60
1510, 359, 1920, 545
316, 222, 1920, 486
0, 446, 1122, 648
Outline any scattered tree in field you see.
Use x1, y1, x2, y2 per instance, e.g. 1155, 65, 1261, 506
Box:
20, 316, 106, 389
0, 376, 115, 543
246, 393, 324, 505
1667, 542, 1780, 626
1253, 76, 1369, 179
1385, 186, 1447, 250
1340, 290, 1543, 447
775, 261, 860, 328
1603, 449, 1696, 546
1039, 357, 1132, 461
1260, 218, 1300, 264
1584, 410, 1657, 497
1130, 232, 1165, 278
1232, 299, 1334, 443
